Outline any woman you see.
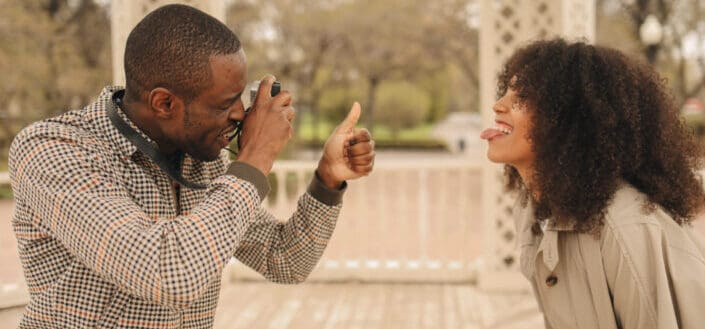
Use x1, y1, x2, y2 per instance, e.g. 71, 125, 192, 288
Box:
481, 39, 705, 329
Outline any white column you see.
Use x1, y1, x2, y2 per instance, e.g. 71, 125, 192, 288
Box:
478, 0, 595, 291
110, 0, 226, 85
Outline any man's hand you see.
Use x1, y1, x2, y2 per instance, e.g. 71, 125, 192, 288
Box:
317, 102, 375, 189
237, 75, 295, 175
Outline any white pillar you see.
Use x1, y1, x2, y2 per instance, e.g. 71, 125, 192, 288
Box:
478, 0, 595, 291
110, 0, 226, 85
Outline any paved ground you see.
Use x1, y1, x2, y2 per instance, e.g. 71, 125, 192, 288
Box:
0, 282, 543, 329
0, 200, 22, 286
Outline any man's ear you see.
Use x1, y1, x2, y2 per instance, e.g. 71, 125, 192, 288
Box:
148, 87, 185, 119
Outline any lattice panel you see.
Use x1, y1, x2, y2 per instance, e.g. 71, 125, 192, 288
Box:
530, 1, 560, 40
488, 168, 520, 272
563, 0, 596, 42
135, 0, 209, 17
479, 0, 595, 286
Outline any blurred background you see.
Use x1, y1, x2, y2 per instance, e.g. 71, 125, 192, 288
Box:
2, 0, 705, 328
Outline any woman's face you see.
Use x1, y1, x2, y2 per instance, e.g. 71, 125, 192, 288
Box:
481, 86, 535, 172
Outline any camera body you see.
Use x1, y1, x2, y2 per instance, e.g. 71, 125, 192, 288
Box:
247, 81, 281, 113
230, 81, 282, 147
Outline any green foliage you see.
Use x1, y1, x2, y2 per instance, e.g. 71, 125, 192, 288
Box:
0, 0, 111, 150
317, 83, 366, 124
375, 81, 431, 137
0, 160, 10, 199
0, 186, 12, 200
297, 112, 335, 142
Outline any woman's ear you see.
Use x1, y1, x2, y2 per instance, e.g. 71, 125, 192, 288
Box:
148, 88, 185, 119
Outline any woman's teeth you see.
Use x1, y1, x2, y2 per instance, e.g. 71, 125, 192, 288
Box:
498, 127, 512, 135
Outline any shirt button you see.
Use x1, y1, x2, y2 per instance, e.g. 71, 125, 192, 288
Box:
545, 275, 558, 287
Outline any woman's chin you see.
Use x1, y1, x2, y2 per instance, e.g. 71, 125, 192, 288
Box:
486, 150, 507, 164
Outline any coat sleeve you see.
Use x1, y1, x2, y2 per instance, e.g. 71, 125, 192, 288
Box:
601, 216, 705, 329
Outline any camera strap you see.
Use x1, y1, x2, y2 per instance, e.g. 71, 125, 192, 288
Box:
108, 91, 207, 190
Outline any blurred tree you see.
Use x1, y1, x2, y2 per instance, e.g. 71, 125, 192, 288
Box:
226, 0, 480, 145
332, 0, 446, 133
422, 0, 480, 115
598, 0, 705, 103
228, 0, 348, 143
375, 80, 431, 138
317, 82, 365, 126
0, 0, 111, 157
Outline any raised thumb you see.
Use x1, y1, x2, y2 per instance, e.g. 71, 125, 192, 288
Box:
338, 102, 361, 131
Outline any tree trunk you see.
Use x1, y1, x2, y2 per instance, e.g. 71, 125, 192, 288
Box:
310, 88, 323, 144
366, 76, 380, 134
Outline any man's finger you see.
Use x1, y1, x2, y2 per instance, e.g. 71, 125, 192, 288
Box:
350, 162, 374, 175
348, 153, 375, 165
337, 102, 361, 132
348, 140, 374, 157
284, 107, 295, 122
351, 128, 372, 143
252, 75, 276, 108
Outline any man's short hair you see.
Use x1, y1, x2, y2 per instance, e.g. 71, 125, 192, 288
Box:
124, 4, 241, 103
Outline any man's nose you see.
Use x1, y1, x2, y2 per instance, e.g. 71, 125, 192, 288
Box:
229, 102, 246, 121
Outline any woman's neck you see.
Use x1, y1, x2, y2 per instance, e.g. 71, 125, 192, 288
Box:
516, 165, 540, 200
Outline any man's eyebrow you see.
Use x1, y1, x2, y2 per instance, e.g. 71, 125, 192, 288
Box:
221, 91, 243, 106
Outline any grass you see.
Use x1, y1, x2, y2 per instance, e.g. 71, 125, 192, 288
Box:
296, 113, 443, 146
0, 186, 11, 199
0, 158, 11, 199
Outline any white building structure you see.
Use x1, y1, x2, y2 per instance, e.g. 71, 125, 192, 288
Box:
432, 112, 484, 155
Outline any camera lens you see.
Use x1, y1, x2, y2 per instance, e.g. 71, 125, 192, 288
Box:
271, 81, 281, 97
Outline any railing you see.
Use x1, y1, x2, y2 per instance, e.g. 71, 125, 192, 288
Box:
227, 159, 485, 283
0, 157, 486, 310
0, 171, 28, 308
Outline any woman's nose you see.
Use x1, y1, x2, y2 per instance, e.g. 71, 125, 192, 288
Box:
492, 95, 512, 114
492, 102, 505, 114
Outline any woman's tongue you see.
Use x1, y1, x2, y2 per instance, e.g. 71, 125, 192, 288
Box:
480, 128, 504, 140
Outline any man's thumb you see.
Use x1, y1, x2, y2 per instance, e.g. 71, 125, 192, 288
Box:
339, 102, 361, 131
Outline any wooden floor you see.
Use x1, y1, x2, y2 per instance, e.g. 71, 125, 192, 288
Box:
0, 281, 543, 329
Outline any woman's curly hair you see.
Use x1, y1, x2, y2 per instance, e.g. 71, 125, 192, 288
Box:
499, 38, 705, 233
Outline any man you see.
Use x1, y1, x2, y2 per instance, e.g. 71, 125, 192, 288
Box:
9, 4, 374, 328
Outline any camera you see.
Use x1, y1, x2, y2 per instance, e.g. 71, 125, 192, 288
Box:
247, 81, 281, 113
229, 80, 282, 149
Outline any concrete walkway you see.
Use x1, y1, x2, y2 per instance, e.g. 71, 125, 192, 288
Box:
0, 197, 544, 328
0, 282, 543, 329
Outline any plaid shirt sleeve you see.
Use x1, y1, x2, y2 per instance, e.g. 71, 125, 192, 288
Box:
232, 176, 344, 283
10, 123, 264, 310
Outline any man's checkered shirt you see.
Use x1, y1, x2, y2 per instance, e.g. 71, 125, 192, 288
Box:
9, 86, 344, 328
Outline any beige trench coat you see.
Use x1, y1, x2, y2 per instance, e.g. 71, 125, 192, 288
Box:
514, 183, 705, 329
